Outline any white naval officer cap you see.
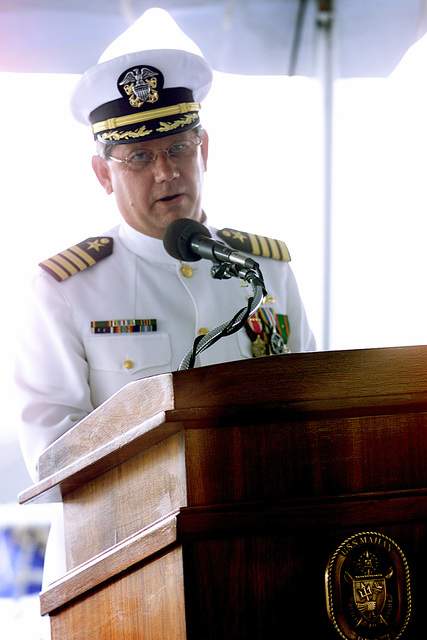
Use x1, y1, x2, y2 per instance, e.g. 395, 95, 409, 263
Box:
70, 48, 213, 145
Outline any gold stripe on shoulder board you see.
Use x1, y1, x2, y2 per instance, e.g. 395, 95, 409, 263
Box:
218, 228, 291, 262
39, 237, 113, 282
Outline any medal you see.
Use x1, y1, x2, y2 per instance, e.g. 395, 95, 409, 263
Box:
258, 307, 290, 355
245, 305, 290, 357
269, 327, 287, 355
276, 314, 290, 343
252, 334, 268, 357
245, 313, 268, 357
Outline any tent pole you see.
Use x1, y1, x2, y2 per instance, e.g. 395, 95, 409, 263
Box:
316, 1, 335, 350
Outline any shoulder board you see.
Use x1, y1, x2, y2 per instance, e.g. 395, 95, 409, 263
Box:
217, 228, 291, 262
39, 237, 114, 282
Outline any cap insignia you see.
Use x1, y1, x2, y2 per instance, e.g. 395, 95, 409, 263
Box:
218, 228, 291, 262
90, 60, 202, 144
39, 237, 113, 282
118, 65, 162, 109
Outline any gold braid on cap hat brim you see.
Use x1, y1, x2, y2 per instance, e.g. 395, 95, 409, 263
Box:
91, 102, 201, 136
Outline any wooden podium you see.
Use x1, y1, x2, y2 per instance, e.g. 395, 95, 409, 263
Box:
19, 346, 427, 639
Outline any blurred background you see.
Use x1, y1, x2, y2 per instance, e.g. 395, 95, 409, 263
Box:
0, 1, 426, 637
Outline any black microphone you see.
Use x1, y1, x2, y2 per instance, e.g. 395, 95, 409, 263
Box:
163, 219, 259, 269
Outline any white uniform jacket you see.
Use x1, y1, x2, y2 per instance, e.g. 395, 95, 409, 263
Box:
16, 220, 315, 482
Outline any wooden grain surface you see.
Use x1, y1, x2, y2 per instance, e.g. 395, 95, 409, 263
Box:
19, 345, 427, 506
21, 346, 427, 638
49, 546, 187, 640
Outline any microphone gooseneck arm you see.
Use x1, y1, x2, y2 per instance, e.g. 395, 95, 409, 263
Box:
163, 218, 268, 371
178, 267, 266, 371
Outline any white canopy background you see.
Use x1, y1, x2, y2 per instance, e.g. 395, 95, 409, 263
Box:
0, 0, 425, 490
0, 4, 426, 635
0, 7, 426, 622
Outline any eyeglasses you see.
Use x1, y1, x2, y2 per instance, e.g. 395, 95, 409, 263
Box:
107, 139, 202, 171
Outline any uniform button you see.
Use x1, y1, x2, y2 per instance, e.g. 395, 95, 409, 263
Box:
180, 264, 193, 278
123, 360, 134, 370
198, 327, 210, 336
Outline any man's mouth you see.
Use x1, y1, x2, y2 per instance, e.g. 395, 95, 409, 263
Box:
157, 193, 182, 203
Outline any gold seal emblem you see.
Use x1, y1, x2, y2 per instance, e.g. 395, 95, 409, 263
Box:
325, 532, 411, 639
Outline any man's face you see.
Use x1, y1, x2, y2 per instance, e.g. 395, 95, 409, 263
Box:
92, 129, 209, 239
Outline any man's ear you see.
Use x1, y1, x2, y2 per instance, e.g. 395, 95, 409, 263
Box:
92, 156, 113, 195
200, 129, 209, 171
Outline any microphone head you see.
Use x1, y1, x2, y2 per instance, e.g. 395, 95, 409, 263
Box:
163, 218, 212, 262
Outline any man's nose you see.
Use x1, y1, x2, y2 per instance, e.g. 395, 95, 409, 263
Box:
153, 151, 180, 181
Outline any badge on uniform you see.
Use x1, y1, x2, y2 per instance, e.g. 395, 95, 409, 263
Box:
91, 319, 157, 334
245, 306, 290, 357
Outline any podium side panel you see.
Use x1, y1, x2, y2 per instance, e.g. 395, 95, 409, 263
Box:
63, 432, 186, 569
50, 546, 187, 640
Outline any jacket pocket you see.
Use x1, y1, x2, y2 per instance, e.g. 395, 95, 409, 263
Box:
84, 333, 172, 376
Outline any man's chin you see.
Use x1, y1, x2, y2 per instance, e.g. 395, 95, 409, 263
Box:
162, 209, 203, 228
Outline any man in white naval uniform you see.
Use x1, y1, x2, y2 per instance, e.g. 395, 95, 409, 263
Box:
15, 49, 315, 590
